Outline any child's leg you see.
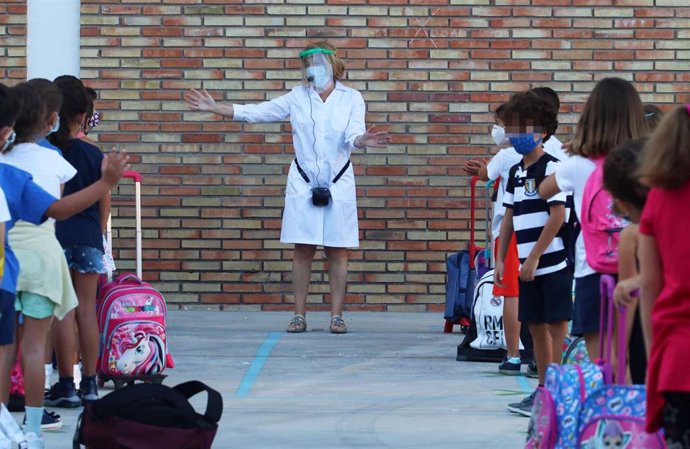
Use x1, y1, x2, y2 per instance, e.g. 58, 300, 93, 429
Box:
548, 321, 568, 364
663, 393, 690, 448
496, 235, 521, 358
574, 273, 602, 360
17, 293, 53, 407
72, 272, 99, 377
504, 297, 520, 357
52, 310, 77, 380
0, 291, 17, 404
528, 322, 551, 386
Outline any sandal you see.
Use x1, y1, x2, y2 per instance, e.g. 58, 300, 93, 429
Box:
287, 314, 307, 333
330, 315, 347, 334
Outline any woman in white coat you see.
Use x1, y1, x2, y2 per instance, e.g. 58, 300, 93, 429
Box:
185, 41, 390, 334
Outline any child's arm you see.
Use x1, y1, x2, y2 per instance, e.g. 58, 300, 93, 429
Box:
615, 225, 641, 306
46, 151, 128, 221
538, 174, 561, 200
494, 208, 513, 288
639, 233, 661, 357
520, 203, 565, 282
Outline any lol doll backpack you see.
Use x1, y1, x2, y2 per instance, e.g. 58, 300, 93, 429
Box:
525, 363, 604, 449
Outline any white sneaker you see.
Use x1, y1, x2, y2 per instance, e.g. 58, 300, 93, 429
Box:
19, 432, 44, 449
44, 365, 53, 392
0, 404, 24, 443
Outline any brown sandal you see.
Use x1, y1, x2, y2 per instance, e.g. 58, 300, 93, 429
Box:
287, 314, 307, 333
330, 315, 347, 334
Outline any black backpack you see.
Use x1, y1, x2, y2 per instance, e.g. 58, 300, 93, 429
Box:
74, 381, 223, 449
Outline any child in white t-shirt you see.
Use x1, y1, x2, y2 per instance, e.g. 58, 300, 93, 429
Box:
539, 78, 648, 361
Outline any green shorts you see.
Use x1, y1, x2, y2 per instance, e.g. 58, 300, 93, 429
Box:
15, 291, 54, 320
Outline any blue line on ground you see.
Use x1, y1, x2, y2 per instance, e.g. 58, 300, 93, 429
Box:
234, 332, 282, 398
517, 375, 534, 395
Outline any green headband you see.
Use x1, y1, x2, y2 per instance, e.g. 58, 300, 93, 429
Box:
299, 48, 335, 58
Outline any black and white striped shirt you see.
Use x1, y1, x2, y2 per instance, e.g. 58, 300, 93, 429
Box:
503, 153, 569, 276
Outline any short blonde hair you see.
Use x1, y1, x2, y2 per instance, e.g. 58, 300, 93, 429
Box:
303, 41, 346, 81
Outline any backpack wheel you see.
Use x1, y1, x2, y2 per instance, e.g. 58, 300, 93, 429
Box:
97, 376, 105, 388
113, 379, 125, 389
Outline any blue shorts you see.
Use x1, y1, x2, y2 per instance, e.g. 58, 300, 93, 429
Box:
572, 273, 609, 336
518, 268, 574, 325
64, 245, 106, 274
0, 290, 16, 345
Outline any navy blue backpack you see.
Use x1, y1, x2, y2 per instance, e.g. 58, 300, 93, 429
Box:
444, 249, 476, 324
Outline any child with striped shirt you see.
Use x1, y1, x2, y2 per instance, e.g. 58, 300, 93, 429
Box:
495, 91, 573, 417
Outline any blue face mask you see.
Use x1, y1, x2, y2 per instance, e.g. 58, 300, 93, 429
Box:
49, 116, 60, 135
509, 133, 542, 155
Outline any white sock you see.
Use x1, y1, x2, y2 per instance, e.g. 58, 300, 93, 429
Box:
73, 363, 82, 386
44, 364, 53, 390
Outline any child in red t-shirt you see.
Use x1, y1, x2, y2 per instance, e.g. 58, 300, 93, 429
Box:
638, 104, 690, 446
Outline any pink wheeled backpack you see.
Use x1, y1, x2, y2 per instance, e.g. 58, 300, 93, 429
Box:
96, 172, 174, 388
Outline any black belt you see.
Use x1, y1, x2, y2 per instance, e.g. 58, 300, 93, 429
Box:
294, 159, 351, 184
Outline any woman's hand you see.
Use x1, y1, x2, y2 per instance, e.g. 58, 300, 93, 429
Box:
184, 89, 216, 112
355, 126, 391, 149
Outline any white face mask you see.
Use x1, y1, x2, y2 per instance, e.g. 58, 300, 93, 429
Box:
491, 125, 508, 147
305, 66, 332, 92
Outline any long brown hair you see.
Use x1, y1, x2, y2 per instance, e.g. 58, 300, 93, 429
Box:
569, 78, 648, 158
303, 41, 346, 81
639, 105, 690, 190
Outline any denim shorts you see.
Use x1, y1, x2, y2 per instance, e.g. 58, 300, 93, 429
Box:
64, 245, 106, 274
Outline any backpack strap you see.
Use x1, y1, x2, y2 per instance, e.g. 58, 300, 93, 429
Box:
173, 381, 224, 424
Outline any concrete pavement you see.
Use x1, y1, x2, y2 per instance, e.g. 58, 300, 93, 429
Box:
37, 311, 534, 449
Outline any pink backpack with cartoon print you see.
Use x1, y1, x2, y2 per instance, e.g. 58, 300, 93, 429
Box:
581, 158, 628, 274
576, 276, 665, 449
97, 274, 174, 379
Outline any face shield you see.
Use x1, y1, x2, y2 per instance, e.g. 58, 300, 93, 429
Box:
300, 48, 335, 93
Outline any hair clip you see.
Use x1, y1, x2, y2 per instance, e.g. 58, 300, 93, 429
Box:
88, 111, 101, 130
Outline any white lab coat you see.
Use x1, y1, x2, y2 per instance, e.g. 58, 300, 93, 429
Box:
233, 82, 366, 248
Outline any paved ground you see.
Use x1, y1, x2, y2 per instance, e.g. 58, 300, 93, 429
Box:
36, 311, 534, 449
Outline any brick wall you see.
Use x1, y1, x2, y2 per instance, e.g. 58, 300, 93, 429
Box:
1, 1, 689, 311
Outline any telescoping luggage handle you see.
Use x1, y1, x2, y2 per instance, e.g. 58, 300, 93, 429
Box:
598, 274, 629, 384
106, 171, 142, 282
469, 176, 496, 270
